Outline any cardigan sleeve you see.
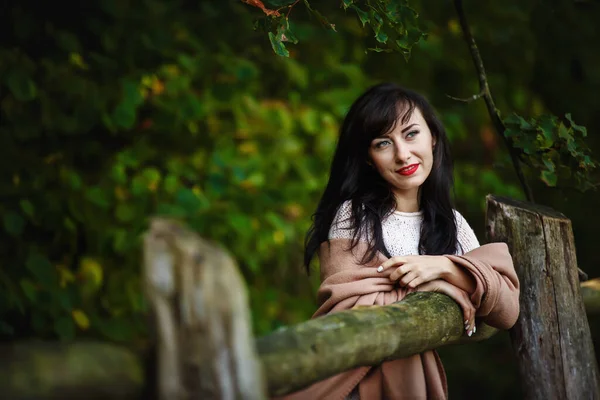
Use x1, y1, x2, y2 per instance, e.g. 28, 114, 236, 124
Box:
444, 243, 520, 329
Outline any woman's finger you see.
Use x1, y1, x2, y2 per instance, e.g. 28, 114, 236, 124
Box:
398, 270, 417, 287
389, 264, 411, 281
436, 284, 475, 337
379, 256, 407, 271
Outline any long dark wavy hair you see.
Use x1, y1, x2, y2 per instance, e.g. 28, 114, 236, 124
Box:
303, 83, 458, 273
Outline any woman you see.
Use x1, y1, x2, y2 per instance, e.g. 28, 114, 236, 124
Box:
284, 83, 520, 400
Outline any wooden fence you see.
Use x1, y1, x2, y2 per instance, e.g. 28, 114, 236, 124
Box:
1, 195, 599, 399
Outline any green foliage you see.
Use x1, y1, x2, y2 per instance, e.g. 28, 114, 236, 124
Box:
254, 0, 426, 59
0, 0, 345, 341
342, 0, 427, 59
504, 113, 598, 191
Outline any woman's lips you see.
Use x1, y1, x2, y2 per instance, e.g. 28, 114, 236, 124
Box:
396, 164, 419, 176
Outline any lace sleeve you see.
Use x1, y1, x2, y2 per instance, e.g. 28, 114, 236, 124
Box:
454, 210, 480, 255
328, 200, 356, 240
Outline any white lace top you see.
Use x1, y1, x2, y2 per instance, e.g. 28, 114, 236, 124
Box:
328, 200, 480, 256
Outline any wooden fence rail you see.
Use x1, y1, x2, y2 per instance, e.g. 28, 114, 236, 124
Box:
1, 195, 599, 399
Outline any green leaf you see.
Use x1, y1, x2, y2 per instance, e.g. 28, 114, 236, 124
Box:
351, 5, 370, 27
111, 165, 128, 184
25, 253, 58, 286
3, 211, 25, 236
504, 113, 526, 127
112, 103, 136, 129
558, 122, 572, 140
276, 18, 298, 45
61, 168, 83, 190
163, 174, 179, 194
54, 315, 76, 340
367, 47, 393, 53
542, 157, 555, 172
112, 229, 129, 253
175, 188, 210, 212
6, 69, 37, 101
541, 170, 557, 187
19, 279, 37, 302
342, 0, 354, 10
565, 113, 587, 137
303, 0, 336, 31
268, 32, 289, 57
122, 78, 144, 107
19, 199, 35, 218
98, 317, 134, 342
115, 203, 136, 222
85, 187, 111, 209
503, 128, 520, 139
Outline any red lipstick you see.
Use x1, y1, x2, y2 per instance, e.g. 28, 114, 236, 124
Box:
396, 164, 419, 176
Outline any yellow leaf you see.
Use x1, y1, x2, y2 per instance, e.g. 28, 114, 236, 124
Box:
114, 186, 128, 200
148, 181, 158, 192
448, 19, 461, 35
164, 65, 180, 77
78, 257, 103, 287
273, 230, 285, 244
192, 185, 203, 197
151, 79, 164, 95
56, 265, 76, 288
69, 53, 89, 70
43, 153, 63, 164
72, 309, 90, 330
284, 203, 303, 220
239, 141, 258, 155
240, 180, 255, 190
188, 121, 199, 134
141, 75, 153, 87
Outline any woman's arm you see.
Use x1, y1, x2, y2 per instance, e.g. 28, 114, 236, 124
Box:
440, 258, 476, 294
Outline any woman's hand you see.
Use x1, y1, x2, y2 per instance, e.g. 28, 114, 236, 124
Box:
416, 279, 477, 337
380, 255, 453, 289
379, 255, 476, 294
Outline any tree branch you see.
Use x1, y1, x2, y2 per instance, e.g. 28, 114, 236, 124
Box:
453, 0, 535, 203
446, 90, 485, 103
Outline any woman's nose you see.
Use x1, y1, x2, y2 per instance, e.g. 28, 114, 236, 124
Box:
394, 143, 411, 163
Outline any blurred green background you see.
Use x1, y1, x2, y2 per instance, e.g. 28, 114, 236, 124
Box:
1, 0, 599, 398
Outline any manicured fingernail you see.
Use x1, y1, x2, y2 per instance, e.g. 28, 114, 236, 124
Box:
468, 330, 473, 337
377, 266, 383, 273
464, 320, 468, 325
473, 326, 476, 334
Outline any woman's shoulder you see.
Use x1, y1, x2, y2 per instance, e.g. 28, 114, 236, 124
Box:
452, 209, 480, 254
328, 200, 355, 239
453, 209, 467, 225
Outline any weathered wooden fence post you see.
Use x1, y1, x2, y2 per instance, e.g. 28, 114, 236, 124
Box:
486, 195, 600, 399
143, 218, 266, 400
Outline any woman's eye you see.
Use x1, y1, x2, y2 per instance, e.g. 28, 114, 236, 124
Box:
406, 130, 419, 139
375, 140, 391, 148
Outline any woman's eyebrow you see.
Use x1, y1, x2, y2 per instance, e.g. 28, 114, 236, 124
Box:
374, 132, 391, 139
401, 123, 418, 133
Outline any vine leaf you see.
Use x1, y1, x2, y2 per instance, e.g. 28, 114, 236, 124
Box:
504, 112, 598, 192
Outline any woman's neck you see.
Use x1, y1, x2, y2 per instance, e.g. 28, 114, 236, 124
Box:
393, 189, 420, 213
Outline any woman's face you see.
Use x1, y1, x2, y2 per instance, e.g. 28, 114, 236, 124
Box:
368, 107, 436, 199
